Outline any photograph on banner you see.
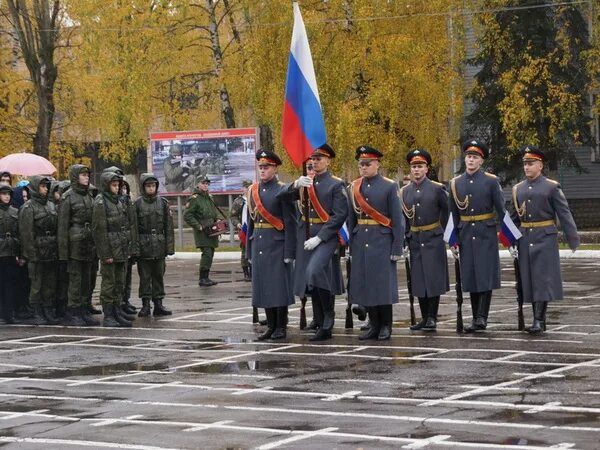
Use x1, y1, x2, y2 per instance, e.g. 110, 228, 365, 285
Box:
149, 128, 258, 195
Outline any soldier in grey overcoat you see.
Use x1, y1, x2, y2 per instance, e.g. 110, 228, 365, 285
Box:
246, 150, 295, 340
401, 149, 449, 332
512, 146, 579, 334
279, 144, 348, 341
347, 146, 404, 340
449, 140, 505, 332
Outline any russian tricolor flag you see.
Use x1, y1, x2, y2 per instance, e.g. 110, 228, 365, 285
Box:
443, 214, 458, 247
498, 211, 522, 247
338, 222, 349, 246
239, 201, 248, 247
282, 2, 327, 167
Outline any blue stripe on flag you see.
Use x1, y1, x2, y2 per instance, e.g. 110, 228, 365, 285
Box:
284, 54, 327, 150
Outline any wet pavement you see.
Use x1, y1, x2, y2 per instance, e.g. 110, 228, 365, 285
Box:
1, 257, 600, 449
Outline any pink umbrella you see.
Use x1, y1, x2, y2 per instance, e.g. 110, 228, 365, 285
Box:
0, 152, 57, 176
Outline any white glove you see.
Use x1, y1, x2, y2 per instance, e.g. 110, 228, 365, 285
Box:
304, 236, 322, 251
509, 245, 518, 259
450, 245, 459, 260
402, 246, 409, 258
284, 258, 294, 264
390, 254, 402, 262
248, 259, 252, 265
294, 176, 313, 188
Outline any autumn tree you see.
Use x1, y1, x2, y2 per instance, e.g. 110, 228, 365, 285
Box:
1, 0, 64, 159
465, 0, 592, 183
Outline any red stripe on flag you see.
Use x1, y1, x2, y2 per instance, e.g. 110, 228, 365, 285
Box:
282, 100, 314, 167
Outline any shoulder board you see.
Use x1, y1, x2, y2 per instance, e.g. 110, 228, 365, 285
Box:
191, 194, 198, 199
484, 172, 497, 178
430, 180, 443, 187
382, 176, 396, 184
514, 180, 525, 188
451, 175, 461, 182
331, 175, 343, 182
546, 178, 559, 185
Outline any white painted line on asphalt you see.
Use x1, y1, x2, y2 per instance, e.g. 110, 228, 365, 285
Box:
330, 346, 368, 355
524, 402, 562, 414
0, 437, 180, 450
419, 357, 600, 407
333, 379, 415, 387
256, 427, 339, 450
321, 391, 361, 402
493, 352, 529, 361
513, 373, 565, 378
183, 419, 233, 432
402, 434, 451, 449
92, 414, 144, 427
216, 314, 254, 323
231, 386, 273, 396
0, 409, 49, 420
140, 381, 182, 390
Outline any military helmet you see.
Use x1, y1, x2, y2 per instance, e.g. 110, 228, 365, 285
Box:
169, 144, 182, 157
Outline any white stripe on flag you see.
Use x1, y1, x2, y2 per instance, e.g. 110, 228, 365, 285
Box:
290, 2, 321, 104
503, 211, 522, 240
443, 214, 455, 244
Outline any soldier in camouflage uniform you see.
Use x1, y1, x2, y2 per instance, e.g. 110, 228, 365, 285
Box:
58, 165, 99, 326
0, 184, 22, 324
164, 144, 191, 193
53, 180, 71, 317
184, 175, 220, 286
87, 183, 101, 315
92, 171, 138, 327
102, 166, 138, 315
230, 180, 253, 281
19, 176, 60, 325
135, 173, 175, 317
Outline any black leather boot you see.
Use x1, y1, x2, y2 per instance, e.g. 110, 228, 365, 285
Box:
271, 307, 288, 340
311, 290, 334, 341
29, 305, 49, 325
476, 291, 492, 330
138, 298, 151, 317
410, 298, 429, 330
62, 307, 85, 326
153, 299, 172, 316
42, 306, 61, 325
122, 299, 137, 314
307, 293, 323, 330
113, 305, 133, 326
422, 297, 440, 331
527, 301, 547, 335
352, 304, 367, 321
80, 306, 100, 326
116, 305, 136, 321
257, 308, 275, 340
378, 305, 393, 340
204, 270, 218, 286
464, 293, 481, 333
102, 305, 129, 327
359, 307, 380, 340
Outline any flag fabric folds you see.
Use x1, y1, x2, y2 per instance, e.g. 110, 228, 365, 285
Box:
239, 202, 248, 247
443, 214, 458, 247
338, 222, 349, 246
498, 211, 522, 247
281, 2, 327, 167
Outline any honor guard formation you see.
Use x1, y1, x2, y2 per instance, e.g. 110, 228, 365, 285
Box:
0, 141, 579, 340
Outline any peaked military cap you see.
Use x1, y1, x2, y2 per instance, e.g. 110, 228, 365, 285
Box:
406, 148, 432, 165
196, 174, 211, 184
521, 145, 545, 162
0, 184, 12, 194
256, 149, 282, 166
462, 139, 489, 159
355, 145, 383, 161
311, 143, 336, 158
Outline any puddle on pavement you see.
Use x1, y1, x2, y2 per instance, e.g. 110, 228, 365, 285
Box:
11, 361, 171, 379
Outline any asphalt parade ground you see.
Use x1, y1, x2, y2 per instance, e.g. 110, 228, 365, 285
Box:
1, 255, 600, 449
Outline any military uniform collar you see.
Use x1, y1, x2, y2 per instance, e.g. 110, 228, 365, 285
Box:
364, 173, 381, 182
411, 176, 429, 187
260, 176, 278, 187
465, 168, 482, 179
314, 171, 331, 182
526, 174, 544, 186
